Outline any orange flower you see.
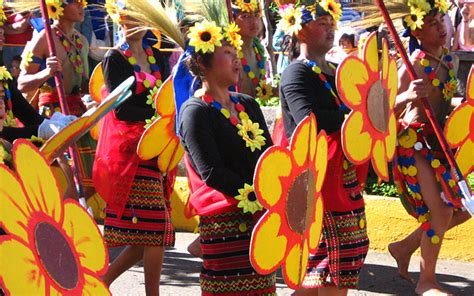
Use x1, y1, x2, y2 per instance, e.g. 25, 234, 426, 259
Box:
444, 67, 474, 177
250, 114, 327, 289
138, 76, 184, 172
336, 32, 398, 181
0, 140, 109, 295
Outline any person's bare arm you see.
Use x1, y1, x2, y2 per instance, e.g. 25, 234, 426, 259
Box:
394, 64, 429, 118
459, 5, 473, 47
17, 32, 62, 93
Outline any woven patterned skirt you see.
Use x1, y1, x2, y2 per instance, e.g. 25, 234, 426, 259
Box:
103, 164, 175, 247
302, 208, 369, 289
199, 211, 276, 296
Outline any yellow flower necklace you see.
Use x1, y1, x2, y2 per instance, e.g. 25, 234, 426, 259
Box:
417, 48, 458, 101
202, 94, 266, 152
55, 29, 85, 76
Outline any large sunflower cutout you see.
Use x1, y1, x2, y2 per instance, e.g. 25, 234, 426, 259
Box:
336, 32, 398, 181
137, 76, 185, 173
0, 140, 109, 295
250, 114, 328, 289
444, 67, 474, 177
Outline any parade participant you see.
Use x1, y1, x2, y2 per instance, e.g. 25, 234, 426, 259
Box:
232, 0, 273, 102
93, 1, 175, 294
389, 0, 471, 294
17, 0, 96, 198
278, 1, 369, 294
178, 19, 276, 295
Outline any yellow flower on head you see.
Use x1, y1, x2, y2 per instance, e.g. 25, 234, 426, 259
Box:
223, 22, 243, 52
256, 80, 273, 101
336, 32, 398, 181
46, 0, 64, 20
78, 0, 88, 8
0, 0, 6, 26
105, 0, 122, 23
237, 119, 266, 152
408, 0, 432, 13
434, 0, 449, 13
0, 66, 13, 81
319, 0, 342, 22
404, 8, 426, 31
188, 21, 223, 54
235, 183, 263, 214
250, 114, 328, 289
235, 0, 259, 13
0, 140, 110, 295
278, 4, 303, 36
444, 68, 474, 177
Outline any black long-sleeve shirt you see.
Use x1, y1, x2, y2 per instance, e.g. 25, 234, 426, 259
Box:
179, 93, 272, 197
280, 60, 345, 139
102, 47, 170, 122
1, 80, 44, 142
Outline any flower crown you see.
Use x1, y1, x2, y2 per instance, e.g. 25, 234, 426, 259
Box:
277, 0, 342, 36
46, 0, 88, 20
0, 0, 6, 26
187, 20, 243, 54
404, 0, 449, 31
105, 0, 126, 23
0, 66, 13, 82
233, 0, 260, 14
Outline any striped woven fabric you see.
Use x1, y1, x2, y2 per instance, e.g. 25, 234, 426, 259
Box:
199, 211, 276, 295
303, 208, 369, 289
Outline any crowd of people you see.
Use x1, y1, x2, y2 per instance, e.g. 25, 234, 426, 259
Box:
0, 0, 473, 295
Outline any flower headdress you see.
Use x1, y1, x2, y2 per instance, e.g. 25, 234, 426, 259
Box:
0, 0, 7, 26
105, 0, 126, 23
232, 0, 260, 15
277, 0, 342, 36
0, 66, 15, 128
46, 0, 87, 20
188, 20, 243, 53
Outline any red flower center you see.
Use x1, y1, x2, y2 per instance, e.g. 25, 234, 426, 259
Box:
286, 170, 316, 234
35, 222, 79, 290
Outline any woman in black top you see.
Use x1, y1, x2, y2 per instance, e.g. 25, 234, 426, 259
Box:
94, 5, 174, 294
178, 20, 276, 295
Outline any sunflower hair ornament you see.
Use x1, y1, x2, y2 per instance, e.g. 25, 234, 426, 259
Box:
404, 0, 450, 31
187, 20, 243, 54
233, 0, 260, 14
0, 0, 6, 26
277, 0, 342, 36
105, 0, 126, 23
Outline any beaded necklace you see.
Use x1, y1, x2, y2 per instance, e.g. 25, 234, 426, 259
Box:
202, 93, 266, 152
55, 29, 85, 76
120, 42, 163, 91
418, 49, 457, 101
239, 41, 272, 101
304, 59, 346, 110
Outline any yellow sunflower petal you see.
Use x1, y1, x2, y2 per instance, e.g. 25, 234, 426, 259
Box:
250, 212, 287, 273
254, 147, 292, 208
155, 77, 175, 117
315, 133, 328, 192
62, 202, 107, 274
337, 57, 369, 108
363, 32, 379, 74
157, 137, 185, 173
342, 112, 372, 163
0, 166, 31, 242
308, 197, 324, 251
138, 116, 174, 160
372, 140, 389, 181
282, 241, 307, 288
0, 237, 46, 295
384, 114, 397, 161
445, 104, 473, 146
455, 140, 474, 177
386, 59, 398, 108
82, 273, 111, 296
291, 116, 316, 168
13, 140, 62, 222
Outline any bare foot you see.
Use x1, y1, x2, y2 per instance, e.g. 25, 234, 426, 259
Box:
415, 281, 453, 295
388, 242, 415, 283
187, 237, 203, 258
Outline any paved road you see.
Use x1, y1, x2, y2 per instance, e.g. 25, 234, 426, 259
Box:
109, 233, 474, 295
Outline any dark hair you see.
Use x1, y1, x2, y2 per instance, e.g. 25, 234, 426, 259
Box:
282, 34, 300, 62
339, 33, 355, 47
12, 55, 22, 63
185, 51, 214, 80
